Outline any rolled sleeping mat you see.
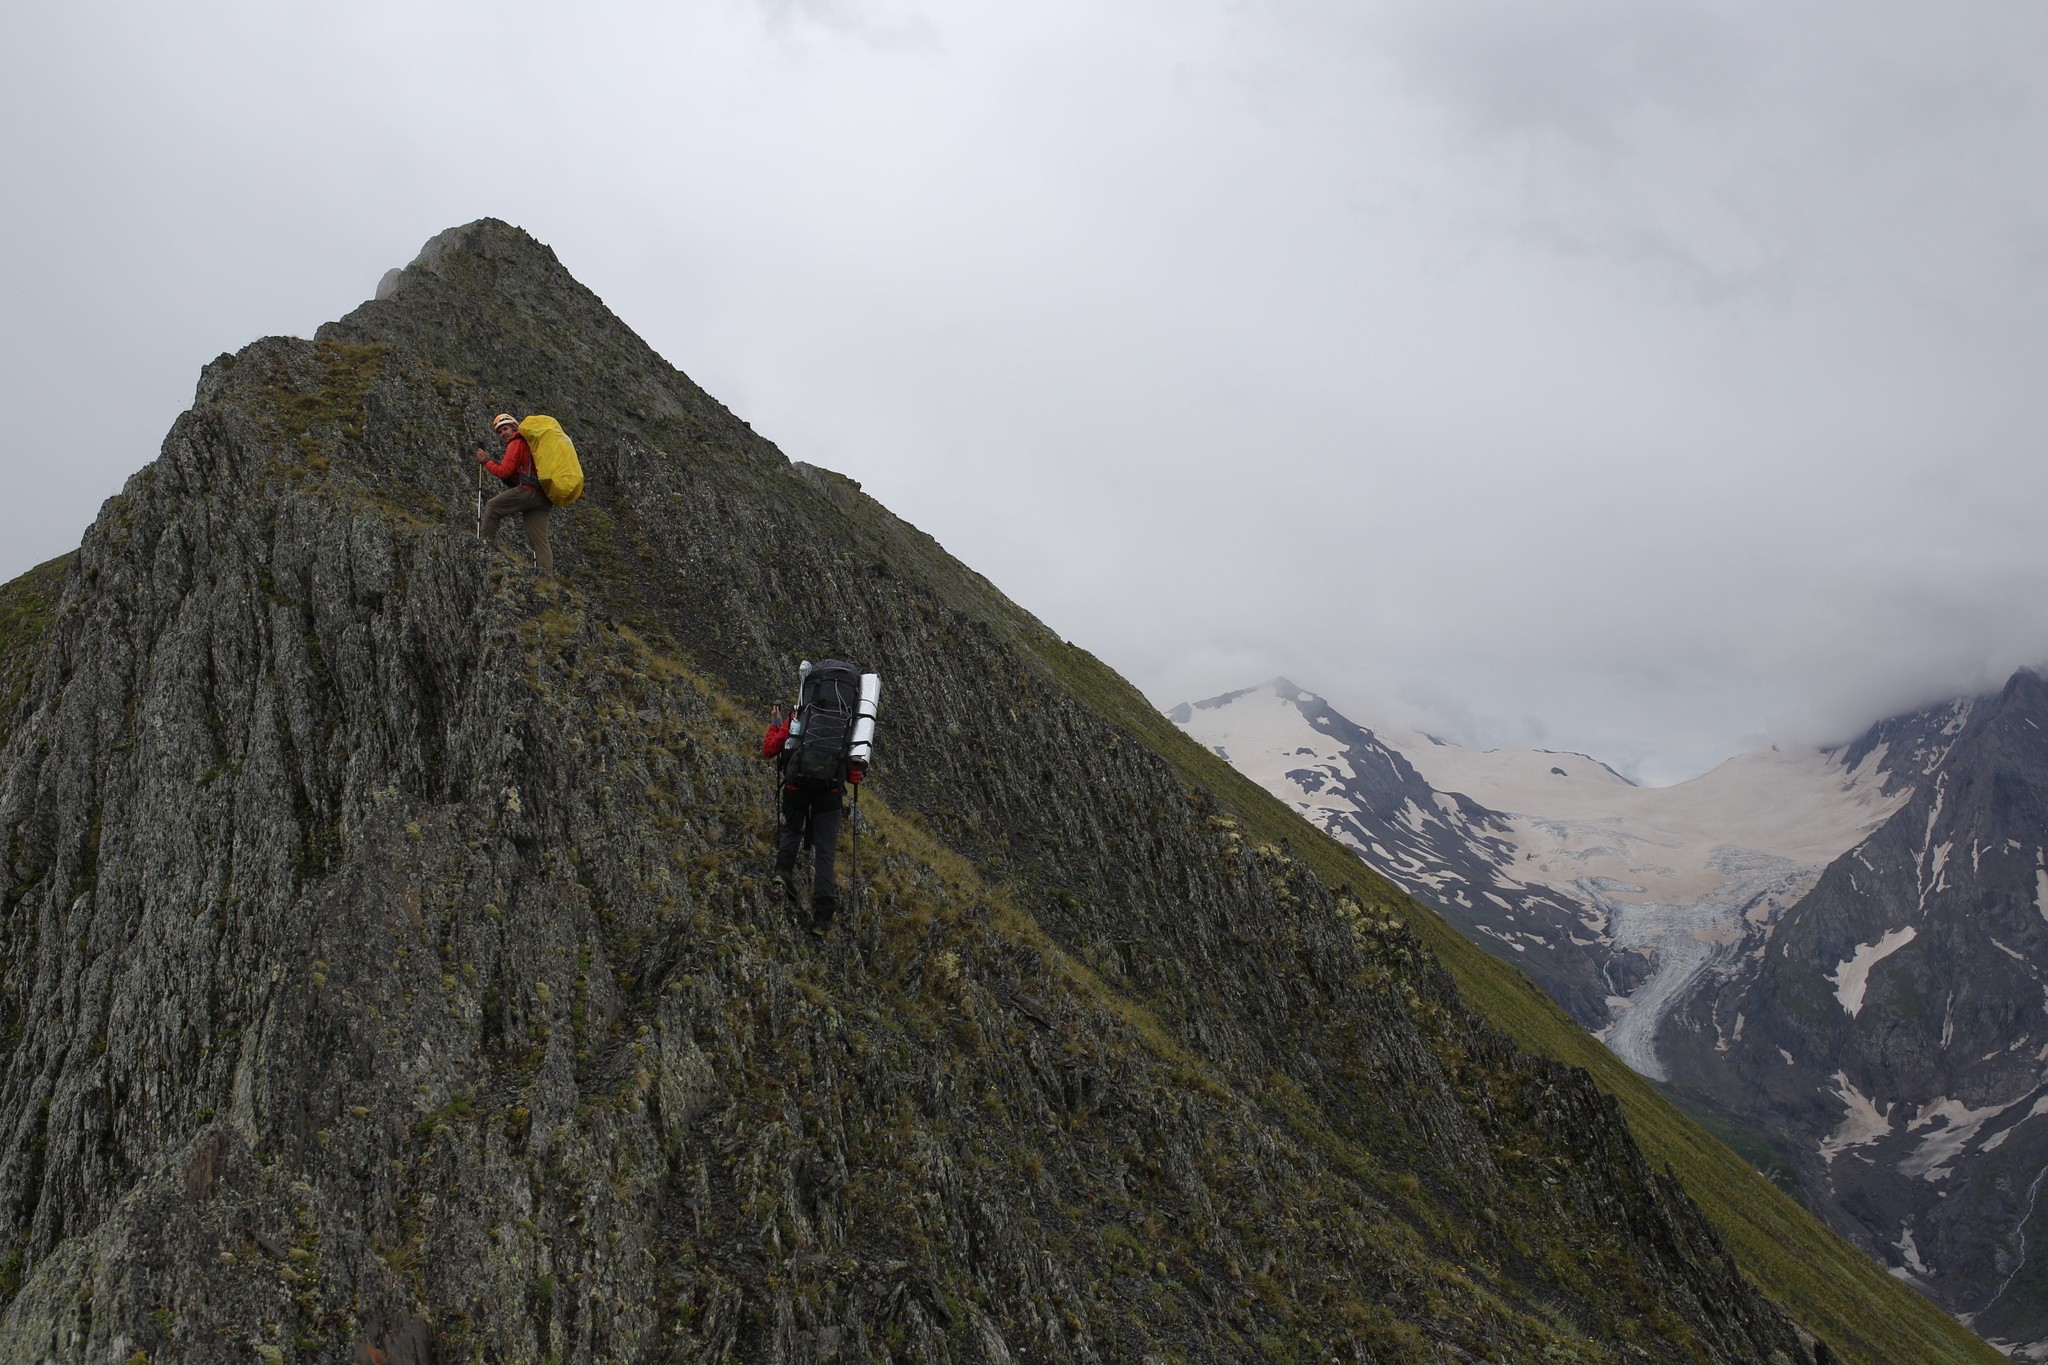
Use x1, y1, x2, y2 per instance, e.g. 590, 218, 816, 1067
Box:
850, 673, 883, 764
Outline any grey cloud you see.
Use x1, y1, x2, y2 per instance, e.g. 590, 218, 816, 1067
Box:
4, 0, 2045, 786
753, 0, 939, 49
1381, 0, 1750, 149
1356, 0, 2048, 303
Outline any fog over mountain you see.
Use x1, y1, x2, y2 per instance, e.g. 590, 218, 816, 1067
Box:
5, 0, 2046, 782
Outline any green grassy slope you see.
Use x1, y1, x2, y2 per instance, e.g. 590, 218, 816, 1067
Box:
1032, 638, 2002, 1365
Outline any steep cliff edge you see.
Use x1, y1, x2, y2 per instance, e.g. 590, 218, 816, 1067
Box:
0, 221, 1927, 1363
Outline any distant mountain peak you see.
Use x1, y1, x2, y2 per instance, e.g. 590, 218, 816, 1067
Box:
1173, 680, 1917, 1050
1182, 670, 2048, 1347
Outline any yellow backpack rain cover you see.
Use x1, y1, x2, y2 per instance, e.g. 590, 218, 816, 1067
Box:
517, 416, 584, 506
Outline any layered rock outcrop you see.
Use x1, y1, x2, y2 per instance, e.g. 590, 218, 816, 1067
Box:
0, 221, 1814, 1362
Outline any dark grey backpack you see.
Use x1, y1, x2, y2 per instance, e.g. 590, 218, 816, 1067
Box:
786, 660, 861, 785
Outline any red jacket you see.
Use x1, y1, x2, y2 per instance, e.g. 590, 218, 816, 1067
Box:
485, 436, 537, 488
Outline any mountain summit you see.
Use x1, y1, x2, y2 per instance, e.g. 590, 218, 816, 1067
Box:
0, 222, 1984, 1363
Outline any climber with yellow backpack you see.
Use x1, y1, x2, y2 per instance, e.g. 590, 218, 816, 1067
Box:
472, 412, 584, 574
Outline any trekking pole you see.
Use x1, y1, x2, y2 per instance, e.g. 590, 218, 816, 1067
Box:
850, 781, 861, 913
473, 449, 486, 537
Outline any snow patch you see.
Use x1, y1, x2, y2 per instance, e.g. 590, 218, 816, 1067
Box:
1832, 927, 1917, 1017
1916, 779, 1948, 913
1901, 1094, 2032, 1181
1931, 839, 1953, 891
1821, 1074, 1895, 1164
1978, 1095, 2048, 1154
1719, 1011, 1745, 1052
1896, 1221, 1933, 1278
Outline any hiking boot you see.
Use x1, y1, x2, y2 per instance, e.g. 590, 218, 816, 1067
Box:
772, 869, 798, 906
808, 897, 838, 936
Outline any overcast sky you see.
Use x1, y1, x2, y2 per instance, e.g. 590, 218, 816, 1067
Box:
5, 0, 2045, 783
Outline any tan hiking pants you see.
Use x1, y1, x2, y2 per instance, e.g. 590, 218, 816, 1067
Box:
481, 485, 553, 573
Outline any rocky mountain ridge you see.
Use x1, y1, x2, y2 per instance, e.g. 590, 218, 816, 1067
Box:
0, 220, 1900, 1362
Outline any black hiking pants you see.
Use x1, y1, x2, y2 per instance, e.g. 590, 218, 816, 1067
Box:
775, 781, 843, 910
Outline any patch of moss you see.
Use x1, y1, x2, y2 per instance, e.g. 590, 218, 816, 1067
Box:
574, 503, 629, 584
265, 340, 386, 463
0, 553, 72, 735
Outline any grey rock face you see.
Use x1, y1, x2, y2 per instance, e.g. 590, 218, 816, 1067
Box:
0, 220, 1805, 1362
1664, 671, 2048, 1347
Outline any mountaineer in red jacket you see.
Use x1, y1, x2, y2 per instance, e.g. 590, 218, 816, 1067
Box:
473, 413, 553, 573
761, 695, 864, 934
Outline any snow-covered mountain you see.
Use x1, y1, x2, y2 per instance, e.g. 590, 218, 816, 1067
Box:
1170, 679, 1907, 1068
1169, 682, 1620, 1023
1174, 673, 2048, 1349
1666, 671, 2048, 1353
